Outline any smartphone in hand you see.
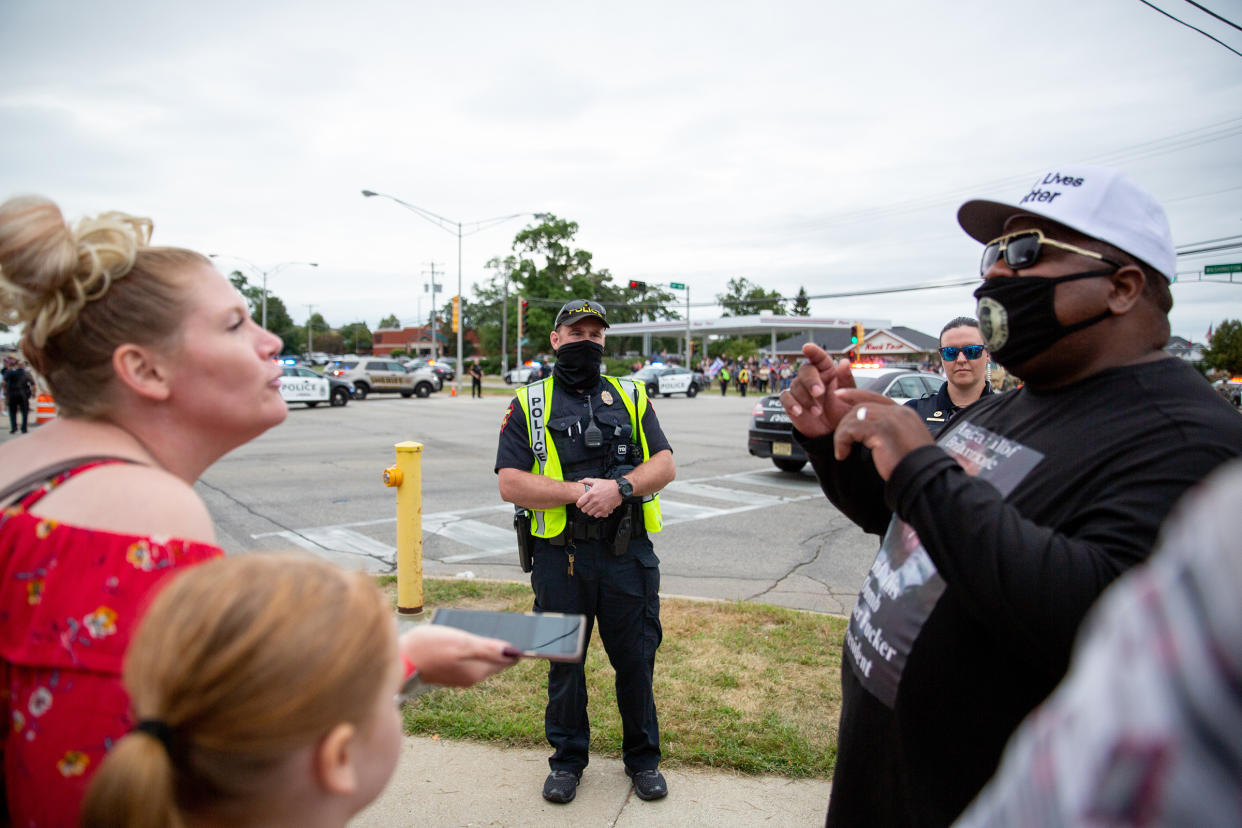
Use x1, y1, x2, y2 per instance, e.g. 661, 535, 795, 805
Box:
430, 608, 587, 662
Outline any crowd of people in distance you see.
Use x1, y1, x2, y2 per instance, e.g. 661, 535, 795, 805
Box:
5, 162, 1242, 827
698, 355, 796, 396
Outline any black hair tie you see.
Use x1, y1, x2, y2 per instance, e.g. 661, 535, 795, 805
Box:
134, 719, 182, 762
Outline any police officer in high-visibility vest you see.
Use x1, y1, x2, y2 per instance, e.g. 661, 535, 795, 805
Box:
495, 299, 676, 805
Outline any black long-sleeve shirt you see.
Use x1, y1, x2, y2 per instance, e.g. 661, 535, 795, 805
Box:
803, 357, 1242, 827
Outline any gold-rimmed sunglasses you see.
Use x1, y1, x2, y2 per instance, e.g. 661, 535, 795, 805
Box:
980, 230, 1123, 277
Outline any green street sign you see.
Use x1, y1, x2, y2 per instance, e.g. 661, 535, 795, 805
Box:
669, 281, 686, 290
1205, 263, 1242, 275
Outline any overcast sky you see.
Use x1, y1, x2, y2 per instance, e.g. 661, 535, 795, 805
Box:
3, 0, 1240, 344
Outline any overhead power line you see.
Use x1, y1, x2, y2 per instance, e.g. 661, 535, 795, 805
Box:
1172, 232, 1242, 248
1138, 0, 1242, 58
781, 115, 1242, 236
1181, 0, 1242, 32
1173, 241, 1242, 257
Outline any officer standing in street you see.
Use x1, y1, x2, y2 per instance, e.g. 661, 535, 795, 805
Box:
469, 359, 484, 399
2, 356, 34, 434
495, 299, 675, 806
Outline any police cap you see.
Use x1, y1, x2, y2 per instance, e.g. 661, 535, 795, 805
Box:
553, 299, 610, 329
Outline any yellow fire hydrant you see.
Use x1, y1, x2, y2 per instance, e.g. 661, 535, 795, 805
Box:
383, 441, 424, 615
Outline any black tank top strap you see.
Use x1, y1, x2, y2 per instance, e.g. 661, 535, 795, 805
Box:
0, 456, 143, 509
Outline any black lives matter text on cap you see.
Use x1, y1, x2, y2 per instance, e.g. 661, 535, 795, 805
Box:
1018, 172, 1085, 206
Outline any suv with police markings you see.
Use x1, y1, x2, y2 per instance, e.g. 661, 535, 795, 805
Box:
329, 358, 439, 400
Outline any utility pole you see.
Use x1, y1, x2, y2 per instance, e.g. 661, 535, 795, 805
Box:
421, 261, 444, 359
305, 304, 317, 356
501, 273, 509, 377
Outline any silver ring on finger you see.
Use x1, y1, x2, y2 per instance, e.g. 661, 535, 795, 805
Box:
856, 406, 868, 422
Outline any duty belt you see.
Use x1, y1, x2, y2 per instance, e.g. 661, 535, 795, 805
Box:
547, 504, 646, 546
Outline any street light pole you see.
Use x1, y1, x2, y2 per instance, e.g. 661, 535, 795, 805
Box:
306, 304, 317, 355
361, 190, 545, 396
666, 281, 691, 365
208, 254, 318, 331
500, 271, 509, 377
457, 222, 463, 389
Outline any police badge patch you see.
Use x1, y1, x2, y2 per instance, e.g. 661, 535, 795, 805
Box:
601, 389, 613, 405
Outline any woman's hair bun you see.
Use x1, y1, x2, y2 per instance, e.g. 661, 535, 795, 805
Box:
0, 196, 153, 348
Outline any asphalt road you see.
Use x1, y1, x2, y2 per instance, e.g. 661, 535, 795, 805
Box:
196, 388, 880, 616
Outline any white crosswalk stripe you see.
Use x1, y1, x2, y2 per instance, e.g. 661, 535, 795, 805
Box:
252, 471, 823, 568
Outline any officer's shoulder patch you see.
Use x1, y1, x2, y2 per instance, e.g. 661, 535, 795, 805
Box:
500, 400, 515, 432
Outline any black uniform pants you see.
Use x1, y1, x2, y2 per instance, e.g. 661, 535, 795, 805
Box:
471, 376, 482, 398
8, 398, 28, 433
531, 535, 662, 775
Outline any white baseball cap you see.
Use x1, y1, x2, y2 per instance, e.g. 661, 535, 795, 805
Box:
957, 166, 1176, 282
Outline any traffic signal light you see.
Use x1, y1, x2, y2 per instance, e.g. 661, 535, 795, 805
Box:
451, 295, 460, 333
628, 280, 647, 290
850, 322, 865, 346
518, 297, 529, 337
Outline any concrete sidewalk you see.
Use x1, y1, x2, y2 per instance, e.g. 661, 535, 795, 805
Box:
352, 735, 829, 827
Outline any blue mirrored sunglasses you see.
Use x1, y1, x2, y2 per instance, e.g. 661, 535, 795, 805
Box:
940, 345, 986, 361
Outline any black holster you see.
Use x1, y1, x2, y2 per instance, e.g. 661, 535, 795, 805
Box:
513, 507, 534, 573
612, 510, 633, 557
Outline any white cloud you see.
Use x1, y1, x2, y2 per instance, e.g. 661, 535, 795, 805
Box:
1, 0, 1240, 341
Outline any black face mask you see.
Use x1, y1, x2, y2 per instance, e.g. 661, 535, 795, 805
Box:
974, 270, 1113, 369
553, 339, 604, 390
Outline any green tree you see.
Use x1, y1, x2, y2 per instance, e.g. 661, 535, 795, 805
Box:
716, 277, 786, 316
792, 286, 811, 316
306, 312, 330, 333
468, 256, 520, 361
315, 331, 344, 354
339, 321, 372, 354
228, 270, 264, 320
472, 214, 678, 362
378, 314, 400, 329
1203, 319, 1242, 375
263, 296, 295, 339
708, 337, 761, 360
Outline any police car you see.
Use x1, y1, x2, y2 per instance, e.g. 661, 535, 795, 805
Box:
504, 361, 546, 384
748, 367, 945, 472
279, 365, 353, 408
625, 364, 704, 398
328, 358, 439, 399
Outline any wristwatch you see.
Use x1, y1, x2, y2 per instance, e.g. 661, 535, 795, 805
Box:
617, 476, 634, 498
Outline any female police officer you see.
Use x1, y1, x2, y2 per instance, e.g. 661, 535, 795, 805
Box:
495, 299, 675, 805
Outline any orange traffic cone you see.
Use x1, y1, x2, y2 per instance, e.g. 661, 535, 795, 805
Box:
35, 393, 57, 425
450, 386, 457, 397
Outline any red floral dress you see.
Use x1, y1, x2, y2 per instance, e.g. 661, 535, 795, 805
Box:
0, 460, 222, 827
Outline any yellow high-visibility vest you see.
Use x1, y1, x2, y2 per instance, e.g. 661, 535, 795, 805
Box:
514, 375, 663, 538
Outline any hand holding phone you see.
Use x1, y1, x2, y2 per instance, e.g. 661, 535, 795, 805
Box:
430, 608, 588, 663
398, 624, 522, 688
